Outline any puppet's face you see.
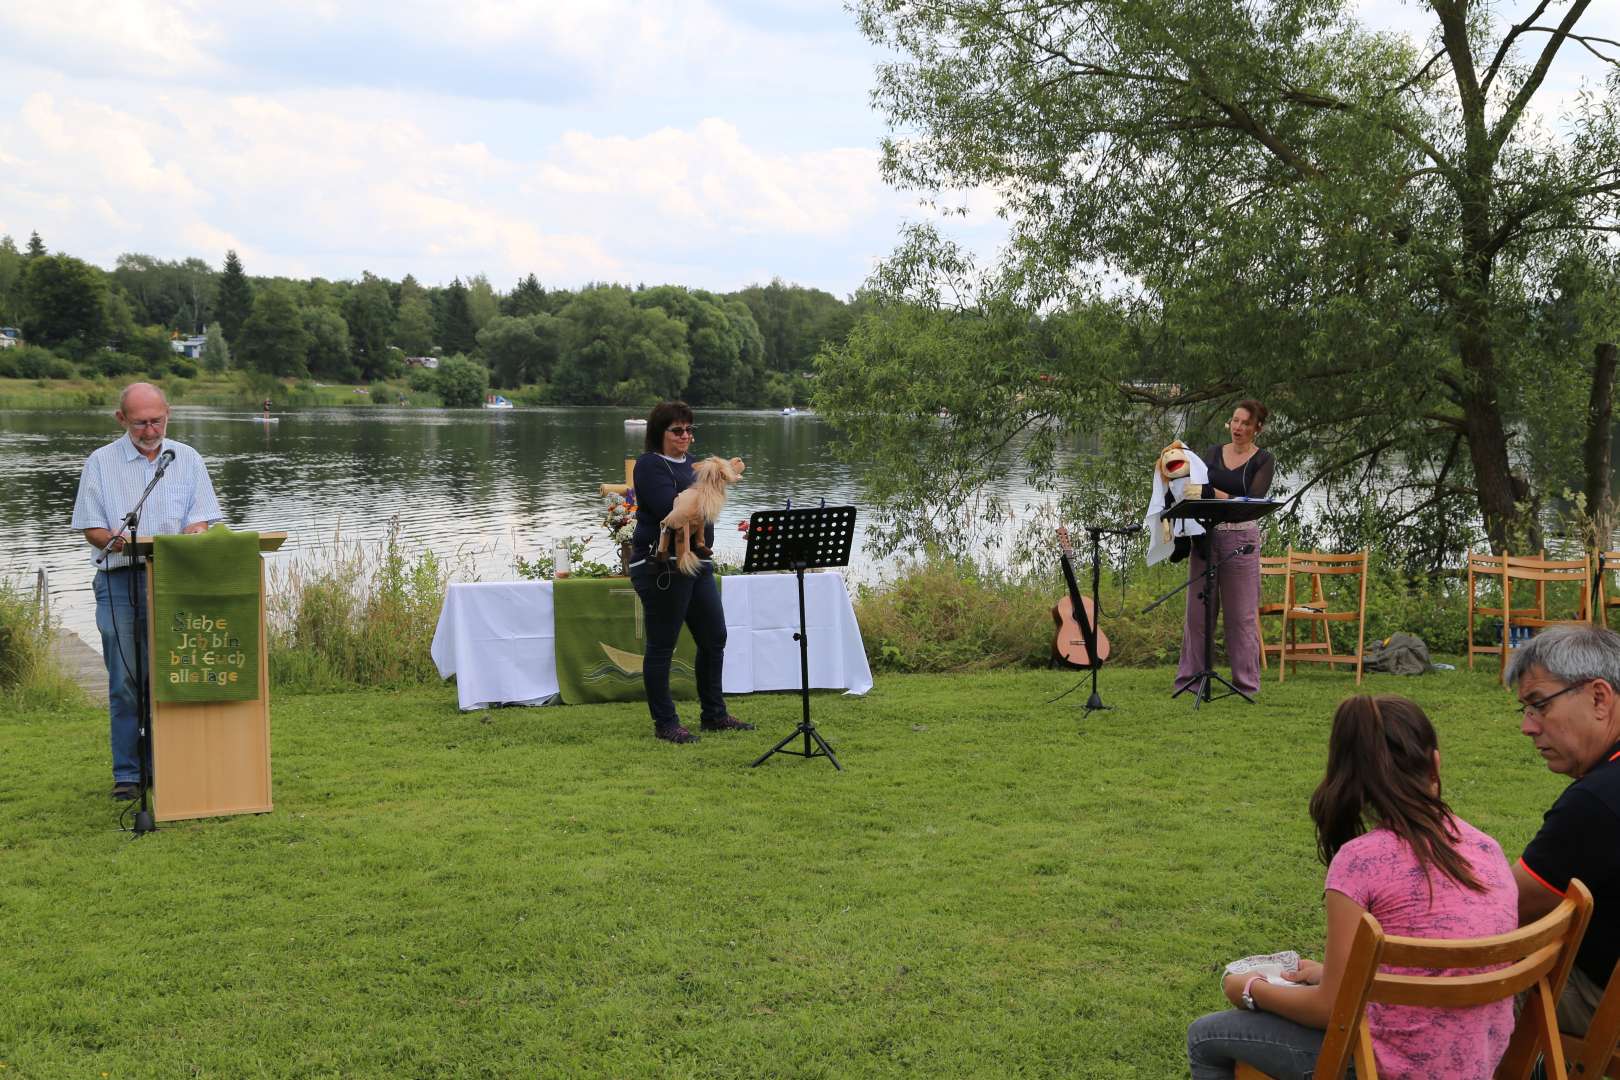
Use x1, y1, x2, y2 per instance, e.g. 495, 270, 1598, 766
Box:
1158, 442, 1191, 483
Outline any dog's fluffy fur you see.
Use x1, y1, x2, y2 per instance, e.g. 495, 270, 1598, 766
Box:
659, 455, 745, 575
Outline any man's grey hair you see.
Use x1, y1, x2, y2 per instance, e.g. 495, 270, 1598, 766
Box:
118, 382, 168, 413
1505, 623, 1620, 691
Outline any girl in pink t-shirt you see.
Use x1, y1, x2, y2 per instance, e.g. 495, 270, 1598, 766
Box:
1187, 695, 1519, 1079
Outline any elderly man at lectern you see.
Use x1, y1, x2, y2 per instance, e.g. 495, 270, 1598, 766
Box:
70, 382, 222, 801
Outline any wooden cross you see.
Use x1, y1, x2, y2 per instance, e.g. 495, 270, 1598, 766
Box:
599, 458, 635, 497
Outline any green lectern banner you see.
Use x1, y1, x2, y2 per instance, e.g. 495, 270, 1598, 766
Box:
152, 526, 261, 702
551, 577, 708, 704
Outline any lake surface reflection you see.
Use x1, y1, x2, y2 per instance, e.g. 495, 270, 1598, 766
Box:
0, 405, 1058, 643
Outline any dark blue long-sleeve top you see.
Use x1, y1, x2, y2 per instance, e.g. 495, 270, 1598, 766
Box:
631, 452, 714, 562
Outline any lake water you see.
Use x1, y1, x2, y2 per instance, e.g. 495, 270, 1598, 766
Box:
0, 405, 1062, 644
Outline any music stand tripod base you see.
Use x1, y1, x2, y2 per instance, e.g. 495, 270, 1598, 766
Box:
742, 504, 856, 770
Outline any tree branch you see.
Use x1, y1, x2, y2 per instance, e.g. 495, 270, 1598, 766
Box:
1482, 0, 1558, 94
1490, 0, 1595, 155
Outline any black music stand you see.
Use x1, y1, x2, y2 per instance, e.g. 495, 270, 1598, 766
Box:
1153, 498, 1280, 707
743, 503, 857, 770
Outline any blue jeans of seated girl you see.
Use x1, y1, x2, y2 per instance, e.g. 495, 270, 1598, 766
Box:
1187, 1007, 1349, 1079
629, 561, 728, 730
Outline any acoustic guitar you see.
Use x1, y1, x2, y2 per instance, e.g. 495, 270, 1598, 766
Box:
1053, 526, 1110, 669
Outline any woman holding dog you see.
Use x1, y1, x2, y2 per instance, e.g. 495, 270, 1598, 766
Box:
628, 401, 752, 744
1174, 398, 1274, 698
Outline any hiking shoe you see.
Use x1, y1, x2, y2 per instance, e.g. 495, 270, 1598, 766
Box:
111, 782, 139, 801
700, 715, 755, 732
655, 724, 700, 744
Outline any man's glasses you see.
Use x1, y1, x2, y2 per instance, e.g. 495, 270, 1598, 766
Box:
1515, 678, 1595, 719
667, 425, 695, 436
128, 417, 167, 429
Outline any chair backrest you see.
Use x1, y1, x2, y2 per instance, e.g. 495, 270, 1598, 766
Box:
1313, 879, 1593, 1080
1504, 554, 1592, 624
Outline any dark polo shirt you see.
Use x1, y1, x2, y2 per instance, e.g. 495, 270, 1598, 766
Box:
1521, 738, 1620, 986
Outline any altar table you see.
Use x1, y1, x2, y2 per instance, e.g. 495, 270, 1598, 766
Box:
430, 572, 874, 711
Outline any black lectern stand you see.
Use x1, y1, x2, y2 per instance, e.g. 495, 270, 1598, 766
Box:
1159, 498, 1280, 707
743, 504, 857, 770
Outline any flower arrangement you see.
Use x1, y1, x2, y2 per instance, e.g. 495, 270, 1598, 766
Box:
603, 489, 637, 544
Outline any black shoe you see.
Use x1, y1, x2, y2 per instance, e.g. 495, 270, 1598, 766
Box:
655, 724, 700, 744
700, 714, 755, 732
111, 782, 139, 801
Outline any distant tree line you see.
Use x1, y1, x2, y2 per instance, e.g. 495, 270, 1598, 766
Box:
0, 234, 859, 408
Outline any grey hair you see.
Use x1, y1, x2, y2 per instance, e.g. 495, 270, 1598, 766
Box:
1505, 623, 1620, 690
118, 382, 168, 413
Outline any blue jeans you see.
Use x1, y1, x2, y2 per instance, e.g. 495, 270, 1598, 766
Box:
93, 568, 149, 784
628, 561, 727, 730
1187, 1008, 1345, 1079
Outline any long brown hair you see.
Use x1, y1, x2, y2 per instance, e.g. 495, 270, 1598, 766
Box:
1308, 695, 1485, 892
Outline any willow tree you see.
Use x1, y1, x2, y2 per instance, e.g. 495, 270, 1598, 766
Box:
839, 0, 1619, 556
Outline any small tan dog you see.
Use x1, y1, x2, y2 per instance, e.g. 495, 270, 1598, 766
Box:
660, 455, 745, 575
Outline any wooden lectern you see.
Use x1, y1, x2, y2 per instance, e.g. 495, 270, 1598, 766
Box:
135, 532, 286, 822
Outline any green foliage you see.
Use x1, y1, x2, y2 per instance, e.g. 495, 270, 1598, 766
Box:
19, 253, 109, 355
201, 321, 230, 372
732, 278, 855, 373
267, 526, 450, 691
633, 286, 765, 406
236, 285, 310, 377
502, 272, 547, 316
432, 354, 489, 408
477, 313, 558, 388
392, 297, 435, 356
855, 557, 1053, 672
440, 277, 478, 356
0, 576, 80, 707
302, 304, 354, 380
853, 1, 1620, 555
553, 285, 690, 405
343, 272, 396, 380
112, 252, 218, 330
513, 536, 620, 580
216, 249, 253, 347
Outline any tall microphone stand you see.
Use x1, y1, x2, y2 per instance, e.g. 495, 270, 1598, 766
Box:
101, 450, 174, 836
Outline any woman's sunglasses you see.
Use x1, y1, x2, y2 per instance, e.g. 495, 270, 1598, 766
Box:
667, 425, 696, 436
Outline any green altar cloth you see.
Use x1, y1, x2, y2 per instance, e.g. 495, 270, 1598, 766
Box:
151, 526, 262, 702
551, 577, 707, 704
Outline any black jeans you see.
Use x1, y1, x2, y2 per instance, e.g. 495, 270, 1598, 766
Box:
629, 561, 728, 730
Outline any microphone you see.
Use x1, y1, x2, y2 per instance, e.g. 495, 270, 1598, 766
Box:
1087, 523, 1144, 537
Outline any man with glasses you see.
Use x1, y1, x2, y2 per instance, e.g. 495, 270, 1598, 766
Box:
70, 382, 222, 800
1507, 622, 1620, 1037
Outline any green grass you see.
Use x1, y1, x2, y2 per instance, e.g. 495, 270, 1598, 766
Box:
0, 664, 1564, 1077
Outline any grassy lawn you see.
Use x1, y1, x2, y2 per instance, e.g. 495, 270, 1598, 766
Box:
1, 664, 1564, 1078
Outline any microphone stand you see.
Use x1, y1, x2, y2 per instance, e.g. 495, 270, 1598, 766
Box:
1143, 536, 1257, 707
108, 451, 173, 837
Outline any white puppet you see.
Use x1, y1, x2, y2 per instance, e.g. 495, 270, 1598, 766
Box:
1143, 440, 1210, 566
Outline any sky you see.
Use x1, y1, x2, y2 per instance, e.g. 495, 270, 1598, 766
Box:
0, 1, 1614, 299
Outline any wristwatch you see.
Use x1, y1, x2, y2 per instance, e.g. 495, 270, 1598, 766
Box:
1241, 975, 1263, 1012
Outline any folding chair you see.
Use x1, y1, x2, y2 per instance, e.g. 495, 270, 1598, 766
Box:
1561, 956, 1620, 1079
1494, 554, 1594, 677
1597, 551, 1620, 633
1235, 879, 1593, 1080
1257, 553, 1289, 671
1468, 552, 1542, 673
1277, 551, 1368, 685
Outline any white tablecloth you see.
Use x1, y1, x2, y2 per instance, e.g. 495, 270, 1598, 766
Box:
430, 572, 874, 711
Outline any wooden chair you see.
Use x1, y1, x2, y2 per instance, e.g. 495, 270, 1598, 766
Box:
1596, 551, 1620, 634
1234, 879, 1593, 1080
1469, 552, 1534, 672
1257, 554, 1289, 671
1561, 956, 1620, 1078
1277, 551, 1368, 684
1493, 555, 1595, 677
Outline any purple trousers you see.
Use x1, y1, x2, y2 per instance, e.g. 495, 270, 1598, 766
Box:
1175, 525, 1262, 697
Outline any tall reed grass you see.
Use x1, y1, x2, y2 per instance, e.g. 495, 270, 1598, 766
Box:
266, 521, 457, 692
0, 575, 84, 708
